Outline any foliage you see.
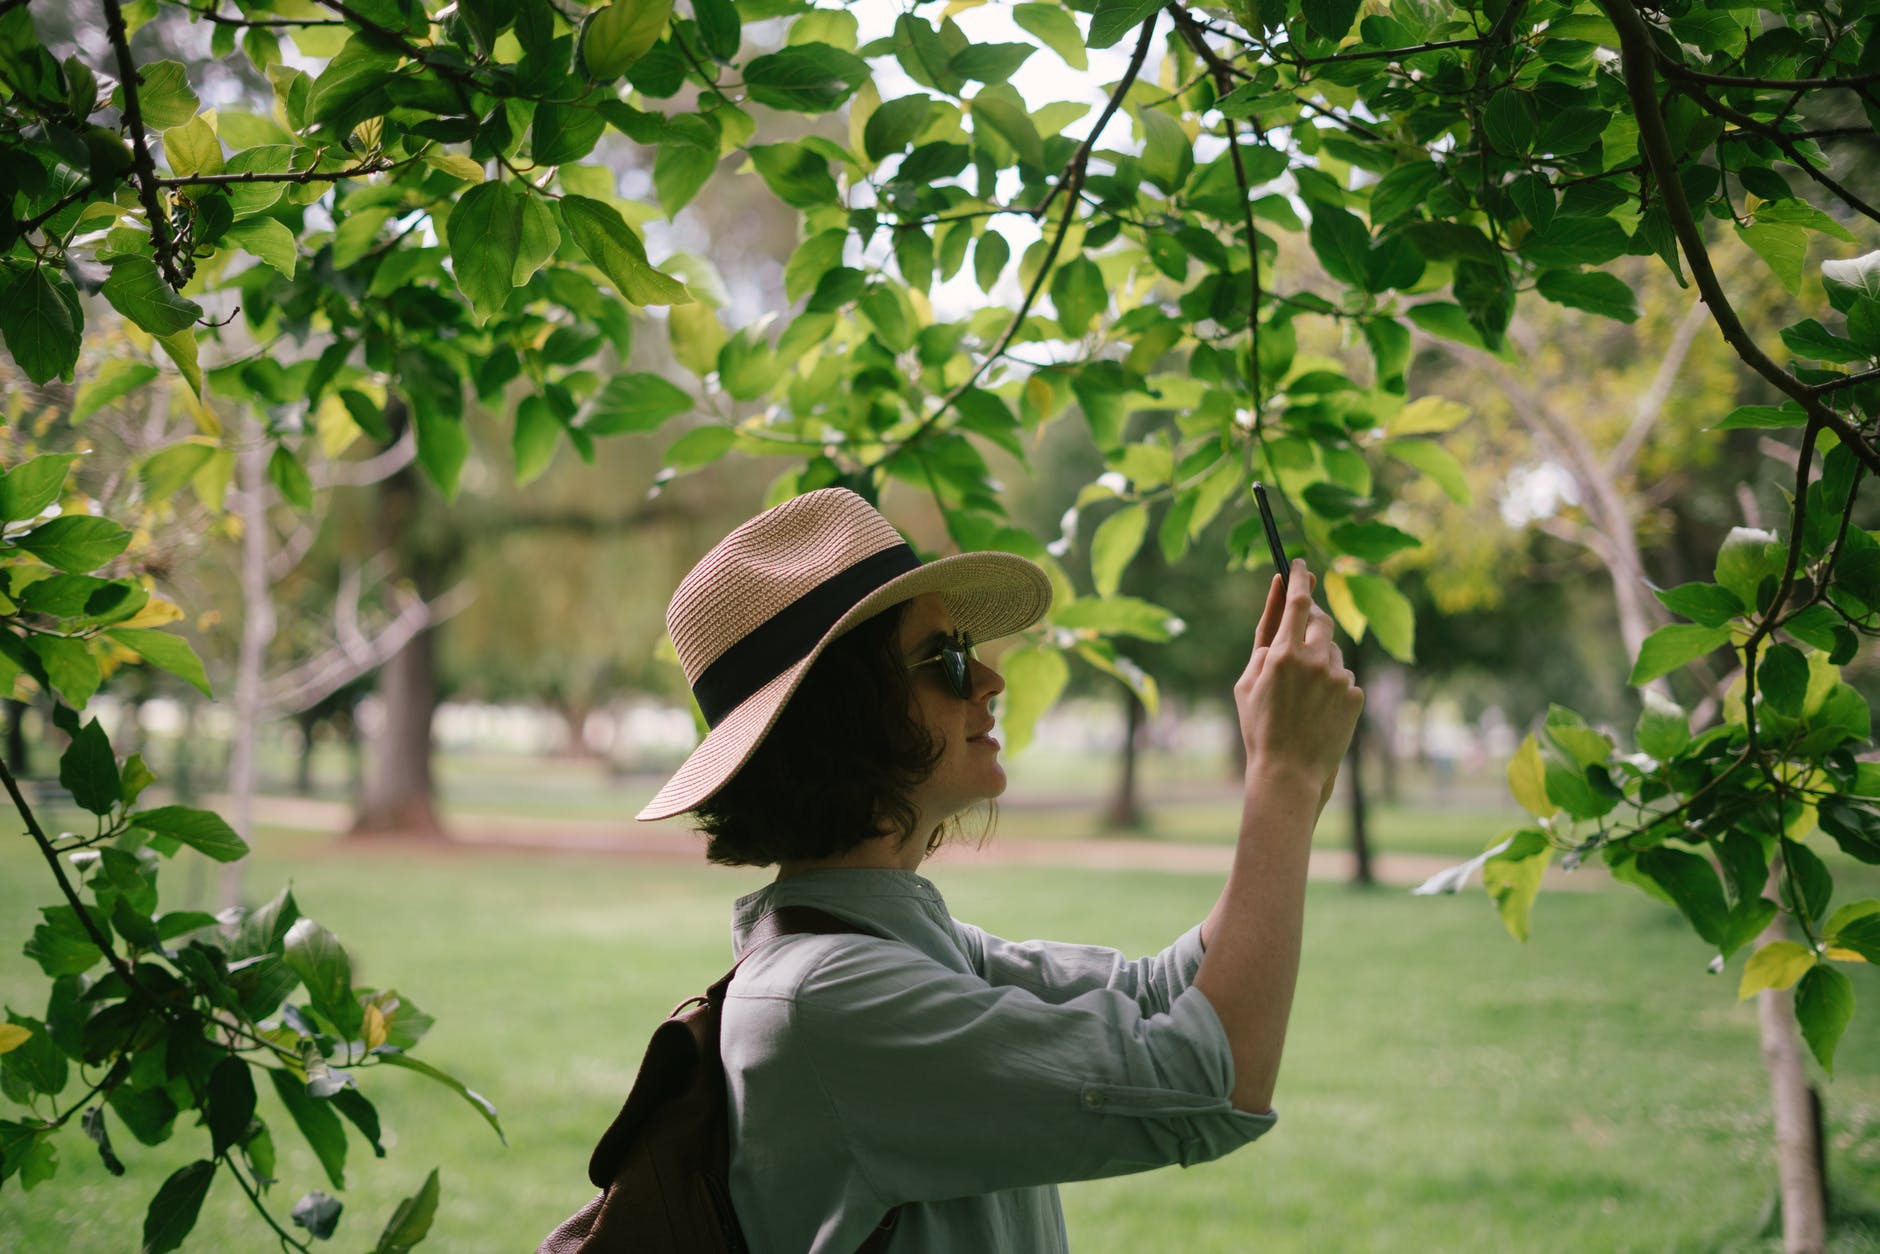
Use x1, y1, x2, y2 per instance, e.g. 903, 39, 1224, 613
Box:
0, 456, 493, 1242
3, 0, 1880, 1231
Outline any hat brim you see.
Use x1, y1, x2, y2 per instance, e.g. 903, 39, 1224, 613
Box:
636, 551, 1052, 821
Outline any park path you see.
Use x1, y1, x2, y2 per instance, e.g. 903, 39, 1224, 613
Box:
228, 793, 1602, 892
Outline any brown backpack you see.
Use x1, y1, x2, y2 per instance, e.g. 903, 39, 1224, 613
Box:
537, 905, 901, 1254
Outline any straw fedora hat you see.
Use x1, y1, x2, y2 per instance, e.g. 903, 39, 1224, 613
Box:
636, 488, 1054, 821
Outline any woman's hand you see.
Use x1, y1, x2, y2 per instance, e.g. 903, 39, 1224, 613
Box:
1234, 560, 1364, 797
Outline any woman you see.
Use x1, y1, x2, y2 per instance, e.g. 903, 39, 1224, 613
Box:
637, 487, 1363, 1252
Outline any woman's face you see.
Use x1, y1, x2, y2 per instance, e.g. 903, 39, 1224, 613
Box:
897, 592, 1008, 834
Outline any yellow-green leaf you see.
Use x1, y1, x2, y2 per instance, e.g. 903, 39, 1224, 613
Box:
0, 1023, 30, 1054
1739, 940, 1814, 999
997, 644, 1068, 756
1387, 394, 1470, 436
1507, 733, 1553, 817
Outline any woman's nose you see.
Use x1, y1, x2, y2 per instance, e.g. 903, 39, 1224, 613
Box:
971, 657, 1004, 702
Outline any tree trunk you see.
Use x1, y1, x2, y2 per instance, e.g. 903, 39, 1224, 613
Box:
1103, 689, 1147, 831
3, 699, 26, 773
352, 621, 444, 837
1345, 656, 1374, 886
351, 408, 447, 839
223, 423, 275, 910
1756, 864, 1827, 1253
293, 710, 319, 796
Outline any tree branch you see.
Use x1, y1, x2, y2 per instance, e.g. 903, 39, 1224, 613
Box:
1172, 6, 1264, 430
1607, 298, 1711, 479
168, 0, 348, 27
1677, 83, 1880, 225
155, 160, 399, 188
868, 14, 1159, 473
1813, 366, 1880, 397
264, 581, 474, 714
102, 0, 188, 291
19, 182, 95, 235
1595, 0, 1880, 478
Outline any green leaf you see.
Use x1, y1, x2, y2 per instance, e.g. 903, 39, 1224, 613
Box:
694, 0, 740, 59
15, 515, 132, 572
654, 142, 717, 217
1052, 256, 1106, 336
1, 265, 83, 385
268, 445, 313, 511
129, 806, 249, 861
997, 644, 1069, 756
1482, 88, 1537, 155
562, 195, 692, 306
1629, 623, 1732, 685
1484, 832, 1551, 941
1535, 270, 1639, 322
1739, 940, 1814, 999
949, 42, 1034, 85
101, 257, 203, 335
864, 94, 934, 162
1386, 395, 1469, 437
1328, 520, 1420, 562
207, 1056, 258, 1157
141, 1160, 216, 1254
974, 230, 1010, 294
373, 1052, 505, 1144
972, 85, 1044, 168
581, 373, 695, 435
0, 453, 78, 522
283, 917, 361, 1035
532, 100, 609, 166
307, 36, 398, 131
1821, 251, 1880, 313
72, 363, 161, 425
1087, 0, 1163, 50
1758, 643, 1808, 716
1636, 690, 1690, 759
742, 43, 869, 113
26, 635, 99, 706
1013, 4, 1086, 69
1737, 221, 1808, 294
1715, 526, 1779, 609
1717, 404, 1807, 430
1832, 914, 1880, 964
512, 394, 560, 487
662, 425, 736, 470
1090, 502, 1149, 598
60, 719, 120, 817
1052, 595, 1182, 641
1344, 573, 1415, 661
222, 217, 297, 279
1518, 216, 1629, 268
1794, 965, 1854, 1073
1638, 847, 1729, 948
1383, 438, 1469, 504
373, 1167, 442, 1254
446, 182, 524, 323
1307, 203, 1371, 288
268, 1068, 347, 1189
580, 0, 673, 80
1778, 318, 1868, 365
749, 143, 838, 208
122, 61, 200, 130
1301, 0, 1362, 41
1654, 581, 1744, 626
106, 629, 212, 696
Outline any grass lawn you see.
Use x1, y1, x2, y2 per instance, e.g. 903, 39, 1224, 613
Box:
1, 814, 1878, 1252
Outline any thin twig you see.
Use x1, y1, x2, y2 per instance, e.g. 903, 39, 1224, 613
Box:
19, 183, 95, 234
1812, 367, 1880, 397
156, 159, 399, 188
167, 0, 348, 26
102, 0, 188, 290
863, 15, 1161, 473
1679, 83, 1880, 224
1172, 6, 1264, 431
1595, 0, 1880, 477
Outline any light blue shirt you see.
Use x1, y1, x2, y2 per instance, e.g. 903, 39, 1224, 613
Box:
722, 868, 1277, 1253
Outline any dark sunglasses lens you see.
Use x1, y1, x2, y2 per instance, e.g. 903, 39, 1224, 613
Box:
943, 645, 971, 699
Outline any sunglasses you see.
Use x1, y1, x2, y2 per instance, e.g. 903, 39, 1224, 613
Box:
907, 631, 977, 700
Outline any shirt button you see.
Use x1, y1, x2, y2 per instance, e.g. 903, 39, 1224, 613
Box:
1083, 1091, 1104, 1109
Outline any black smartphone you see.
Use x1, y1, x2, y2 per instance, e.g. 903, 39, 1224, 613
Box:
1251, 481, 1289, 592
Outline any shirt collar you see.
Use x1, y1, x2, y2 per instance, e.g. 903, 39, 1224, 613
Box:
731, 867, 970, 971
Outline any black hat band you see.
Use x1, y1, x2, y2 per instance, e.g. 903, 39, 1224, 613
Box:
692, 543, 920, 728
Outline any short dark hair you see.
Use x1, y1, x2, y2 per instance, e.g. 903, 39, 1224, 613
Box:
692, 601, 988, 867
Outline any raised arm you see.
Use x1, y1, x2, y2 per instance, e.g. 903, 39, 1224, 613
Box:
1194, 560, 1363, 1114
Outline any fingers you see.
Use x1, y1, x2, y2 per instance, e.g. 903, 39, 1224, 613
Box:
1280, 559, 1313, 646
1253, 572, 1286, 649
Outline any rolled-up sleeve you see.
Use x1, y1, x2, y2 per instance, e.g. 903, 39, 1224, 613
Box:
788, 936, 1275, 1207
958, 921, 1208, 1016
